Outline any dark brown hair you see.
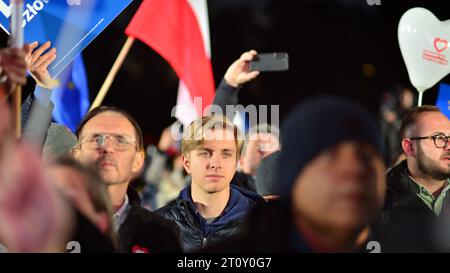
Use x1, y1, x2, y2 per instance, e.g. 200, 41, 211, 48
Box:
76, 106, 144, 152
400, 105, 441, 139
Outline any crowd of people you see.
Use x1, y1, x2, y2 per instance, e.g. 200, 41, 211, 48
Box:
0, 41, 450, 253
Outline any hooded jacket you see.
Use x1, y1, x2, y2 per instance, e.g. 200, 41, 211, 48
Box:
155, 184, 264, 252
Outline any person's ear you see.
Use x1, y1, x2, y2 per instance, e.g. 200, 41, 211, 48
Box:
238, 155, 244, 168
182, 154, 191, 174
71, 146, 80, 159
132, 150, 145, 173
402, 138, 416, 157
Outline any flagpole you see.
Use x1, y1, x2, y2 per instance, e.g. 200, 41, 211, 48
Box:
11, 0, 24, 138
11, 86, 21, 137
89, 36, 135, 111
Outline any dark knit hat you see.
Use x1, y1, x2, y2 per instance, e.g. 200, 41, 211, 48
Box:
279, 96, 383, 197
255, 151, 282, 196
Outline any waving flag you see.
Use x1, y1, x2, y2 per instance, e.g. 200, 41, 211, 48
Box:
125, 0, 215, 126
51, 54, 89, 133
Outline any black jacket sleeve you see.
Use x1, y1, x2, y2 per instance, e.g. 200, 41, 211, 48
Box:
211, 79, 243, 120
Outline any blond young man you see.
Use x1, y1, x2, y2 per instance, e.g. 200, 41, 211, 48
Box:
156, 115, 263, 252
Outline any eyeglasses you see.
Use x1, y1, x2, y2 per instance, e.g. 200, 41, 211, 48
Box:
410, 134, 450, 148
80, 133, 137, 151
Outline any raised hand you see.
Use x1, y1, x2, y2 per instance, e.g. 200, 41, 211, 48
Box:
224, 50, 260, 88
0, 46, 28, 91
25, 41, 58, 89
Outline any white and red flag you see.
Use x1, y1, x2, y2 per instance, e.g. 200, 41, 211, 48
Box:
125, 0, 215, 126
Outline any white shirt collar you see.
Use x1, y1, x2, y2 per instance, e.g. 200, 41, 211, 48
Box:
113, 195, 130, 231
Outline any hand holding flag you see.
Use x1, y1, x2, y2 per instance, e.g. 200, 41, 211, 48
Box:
0, 47, 27, 91
0, 0, 27, 96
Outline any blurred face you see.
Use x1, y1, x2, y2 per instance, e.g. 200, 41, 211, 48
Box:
241, 133, 280, 175
48, 166, 97, 223
400, 89, 414, 110
47, 165, 109, 234
183, 128, 238, 195
73, 112, 144, 185
382, 109, 398, 124
413, 112, 450, 180
292, 142, 386, 233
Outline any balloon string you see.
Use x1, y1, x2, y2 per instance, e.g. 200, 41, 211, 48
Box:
418, 91, 423, 106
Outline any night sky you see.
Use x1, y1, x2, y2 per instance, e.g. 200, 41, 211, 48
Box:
2, 0, 450, 146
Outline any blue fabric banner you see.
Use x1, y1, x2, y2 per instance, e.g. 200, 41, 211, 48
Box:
0, 0, 133, 78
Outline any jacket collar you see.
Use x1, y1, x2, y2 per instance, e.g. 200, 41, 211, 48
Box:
385, 160, 436, 214
126, 186, 142, 207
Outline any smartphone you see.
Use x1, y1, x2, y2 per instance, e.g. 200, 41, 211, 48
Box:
250, 52, 289, 72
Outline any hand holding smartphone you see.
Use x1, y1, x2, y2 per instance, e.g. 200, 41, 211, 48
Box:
250, 52, 289, 72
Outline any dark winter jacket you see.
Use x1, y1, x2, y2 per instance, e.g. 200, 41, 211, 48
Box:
118, 187, 181, 253
201, 201, 306, 253
212, 79, 241, 121
203, 201, 376, 253
373, 160, 449, 252
231, 171, 256, 192
155, 184, 263, 252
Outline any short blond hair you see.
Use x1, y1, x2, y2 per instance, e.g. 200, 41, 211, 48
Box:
182, 115, 244, 159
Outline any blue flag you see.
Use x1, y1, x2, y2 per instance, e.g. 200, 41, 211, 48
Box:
0, 0, 133, 77
51, 53, 89, 133
436, 83, 450, 119
0, 0, 132, 132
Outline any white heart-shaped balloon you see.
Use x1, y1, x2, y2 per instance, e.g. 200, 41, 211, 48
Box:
398, 8, 450, 104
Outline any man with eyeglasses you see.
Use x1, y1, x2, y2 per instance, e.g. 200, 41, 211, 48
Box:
375, 105, 450, 252
73, 106, 181, 253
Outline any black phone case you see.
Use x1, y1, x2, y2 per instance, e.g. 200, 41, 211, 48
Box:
250, 52, 289, 71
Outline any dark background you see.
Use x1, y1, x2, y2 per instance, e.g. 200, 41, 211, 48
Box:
2, 0, 450, 145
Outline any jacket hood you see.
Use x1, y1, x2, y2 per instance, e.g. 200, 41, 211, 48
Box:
179, 183, 263, 235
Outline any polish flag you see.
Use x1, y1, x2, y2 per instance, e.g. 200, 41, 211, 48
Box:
125, 0, 215, 126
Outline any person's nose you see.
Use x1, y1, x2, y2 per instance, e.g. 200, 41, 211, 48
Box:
208, 153, 222, 170
99, 135, 115, 153
336, 144, 368, 178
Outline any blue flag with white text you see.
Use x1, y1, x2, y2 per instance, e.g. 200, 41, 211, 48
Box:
0, 0, 133, 77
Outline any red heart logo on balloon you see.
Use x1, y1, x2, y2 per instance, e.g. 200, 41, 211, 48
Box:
398, 8, 450, 105
434, 38, 448, 53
